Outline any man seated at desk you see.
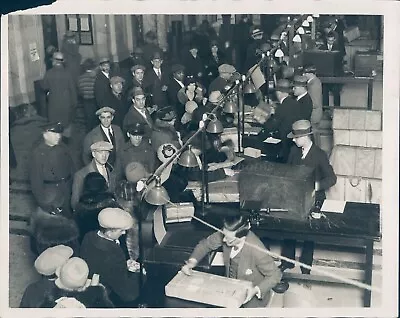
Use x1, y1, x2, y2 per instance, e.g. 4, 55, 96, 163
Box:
181, 213, 281, 308
279, 120, 337, 275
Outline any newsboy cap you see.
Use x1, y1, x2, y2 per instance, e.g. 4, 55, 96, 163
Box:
131, 86, 145, 98
218, 64, 236, 74
110, 76, 125, 85
292, 75, 308, 87
99, 57, 110, 64
171, 64, 185, 74
90, 141, 113, 152
131, 64, 146, 73
34, 245, 73, 276
126, 123, 145, 136
98, 207, 134, 230
55, 257, 89, 291
95, 107, 115, 116
41, 121, 64, 133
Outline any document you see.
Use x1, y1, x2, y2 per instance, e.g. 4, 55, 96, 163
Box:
80, 16, 90, 31
68, 17, 78, 31
248, 64, 266, 90
263, 137, 281, 144
321, 200, 346, 214
153, 206, 167, 244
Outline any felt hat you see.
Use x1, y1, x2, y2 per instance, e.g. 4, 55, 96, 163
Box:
126, 123, 145, 136
110, 76, 125, 85
274, 79, 293, 93
52, 52, 64, 62
81, 58, 96, 71
171, 64, 185, 74
131, 64, 146, 73
98, 207, 134, 230
218, 64, 236, 74
34, 245, 73, 276
251, 28, 264, 38
82, 172, 108, 195
155, 106, 176, 121
55, 257, 89, 291
157, 143, 178, 163
95, 107, 115, 116
151, 51, 163, 60
40, 121, 64, 133
90, 141, 113, 152
303, 64, 317, 74
131, 86, 145, 98
99, 57, 110, 64
125, 161, 150, 183
292, 75, 308, 87
208, 90, 224, 104
287, 120, 313, 138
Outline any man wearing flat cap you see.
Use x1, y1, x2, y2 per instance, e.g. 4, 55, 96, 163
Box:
125, 64, 146, 94
82, 107, 125, 167
20, 245, 73, 307
71, 141, 120, 210
142, 51, 169, 109
292, 75, 313, 121
151, 106, 182, 152
123, 86, 155, 139
30, 122, 76, 229
121, 123, 156, 173
80, 208, 141, 307
279, 120, 337, 275
41, 52, 78, 139
208, 63, 236, 94
94, 57, 113, 108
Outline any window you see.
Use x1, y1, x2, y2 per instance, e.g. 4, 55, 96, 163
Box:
65, 14, 94, 45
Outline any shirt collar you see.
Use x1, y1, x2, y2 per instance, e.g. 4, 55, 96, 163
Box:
302, 141, 313, 159
97, 230, 120, 245
279, 95, 288, 104
153, 67, 161, 74
101, 71, 109, 78
230, 237, 246, 259
297, 91, 308, 101
174, 78, 184, 87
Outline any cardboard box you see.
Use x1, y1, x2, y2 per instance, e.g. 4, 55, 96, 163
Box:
332, 109, 350, 130
334, 130, 382, 148
165, 202, 194, 224
366, 131, 383, 148
165, 270, 252, 308
332, 109, 382, 131
349, 130, 367, 147
334, 130, 350, 146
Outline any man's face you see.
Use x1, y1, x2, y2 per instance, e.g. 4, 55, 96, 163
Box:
327, 36, 335, 46
187, 82, 196, 92
106, 228, 126, 240
92, 150, 110, 165
293, 135, 307, 148
99, 112, 113, 128
222, 229, 241, 247
43, 131, 62, 147
174, 71, 185, 82
293, 85, 304, 97
211, 45, 218, 55
133, 69, 144, 82
129, 134, 143, 146
111, 81, 123, 94
220, 72, 232, 80
133, 94, 146, 109
151, 58, 162, 69
100, 62, 111, 73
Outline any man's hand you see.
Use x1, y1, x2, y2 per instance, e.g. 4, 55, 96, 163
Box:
243, 286, 258, 304
181, 259, 197, 276
161, 85, 168, 91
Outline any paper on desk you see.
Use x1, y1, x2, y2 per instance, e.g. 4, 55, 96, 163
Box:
207, 156, 245, 171
263, 137, 281, 144
153, 206, 167, 244
321, 200, 346, 214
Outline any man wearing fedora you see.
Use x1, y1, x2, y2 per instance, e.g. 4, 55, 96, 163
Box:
82, 107, 125, 167
292, 75, 313, 121
80, 208, 141, 307
94, 57, 113, 108
30, 122, 76, 229
41, 52, 78, 140
279, 119, 337, 275
121, 123, 156, 174
143, 51, 170, 109
71, 141, 120, 210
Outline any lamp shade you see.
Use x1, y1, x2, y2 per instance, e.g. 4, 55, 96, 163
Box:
274, 49, 284, 58
206, 118, 224, 134
307, 15, 313, 23
144, 177, 170, 205
178, 147, 199, 168
244, 80, 256, 94
312, 14, 320, 18
223, 99, 238, 113
302, 20, 310, 27
293, 34, 302, 43
296, 27, 305, 35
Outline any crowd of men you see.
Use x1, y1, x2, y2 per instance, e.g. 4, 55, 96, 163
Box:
20, 15, 343, 308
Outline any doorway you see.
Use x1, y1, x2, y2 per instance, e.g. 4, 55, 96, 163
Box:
41, 15, 59, 70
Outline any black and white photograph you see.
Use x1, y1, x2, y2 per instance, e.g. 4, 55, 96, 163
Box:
1, 1, 399, 317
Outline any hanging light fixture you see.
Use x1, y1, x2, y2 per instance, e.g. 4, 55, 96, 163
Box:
307, 15, 314, 23
206, 113, 224, 134
296, 27, 305, 35
274, 48, 284, 58
302, 20, 310, 27
144, 176, 170, 206
293, 34, 302, 43
312, 14, 320, 18
244, 79, 257, 94
178, 145, 199, 168
223, 98, 238, 114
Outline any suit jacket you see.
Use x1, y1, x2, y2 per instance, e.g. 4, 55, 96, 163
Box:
287, 143, 337, 201
122, 106, 154, 138
307, 77, 323, 125
208, 76, 229, 94
205, 52, 226, 82
94, 71, 111, 108
82, 124, 125, 166
190, 231, 281, 308
182, 52, 206, 82
142, 67, 169, 108
319, 42, 345, 59
71, 160, 120, 210
167, 78, 185, 116
297, 92, 313, 121
100, 91, 129, 129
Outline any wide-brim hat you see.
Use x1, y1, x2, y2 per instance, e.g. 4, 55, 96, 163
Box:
52, 52, 64, 62
155, 106, 177, 121
171, 64, 185, 74
152, 51, 163, 61
292, 75, 308, 87
99, 57, 110, 65
287, 120, 313, 138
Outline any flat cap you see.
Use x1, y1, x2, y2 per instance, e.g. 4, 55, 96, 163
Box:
98, 207, 134, 230
95, 107, 115, 116
90, 141, 113, 152
171, 64, 185, 74
155, 106, 176, 121
125, 161, 149, 183
34, 245, 73, 276
131, 64, 146, 72
218, 64, 236, 74
292, 75, 308, 87
274, 79, 293, 93
41, 121, 64, 133
110, 76, 125, 85
252, 28, 264, 38
55, 257, 89, 290
52, 52, 64, 62
126, 123, 145, 136
208, 90, 224, 104
99, 57, 110, 64
131, 86, 145, 98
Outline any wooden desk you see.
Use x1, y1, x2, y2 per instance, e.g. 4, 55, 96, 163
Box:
319, 75, 374, 109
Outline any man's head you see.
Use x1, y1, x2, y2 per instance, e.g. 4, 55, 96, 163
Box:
55, 257, 89, 291
41, 122, 64, 147
171, 64, 185, 82
52, 52, 64, 66
34, 245, 73, 278
292, 75, 308, 97
210, 40, 219, 55
82, 58, 96, 72
110, 76, 125, 95
131, 64, 145, 82
95, 107, 115, 128
130, 87, 146, 110
287, 120, 313, 148
155, 106, 177, 126
212, 21, 221, 33
151, 51, 163, 69
99, 57, 111, 73
274, 79, 292, 101
189, 43, 198, 57
126, 123, 145, 146
90, 141, 113, 165
125, 161, 150, 183
251, 27, 264, 40
208, 90, 224, 105
218, 64, 236, 80
326, 32, 336, 46
302, 64, 317, 80
98, 207, 134, 240
222, 214, 250, 247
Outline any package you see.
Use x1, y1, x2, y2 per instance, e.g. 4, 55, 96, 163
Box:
189, 176, 240, 203
332, 109, 382, 131
333, 130, 382, 148
165, 270, 252, 308
239, 161, 315, 220
354, 50, 383, 77
165, 202, 194, 224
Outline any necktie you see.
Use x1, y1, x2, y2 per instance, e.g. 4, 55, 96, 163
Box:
99, 165, 109, 184
108, 128, 115, 145
157, 69, 161, 79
